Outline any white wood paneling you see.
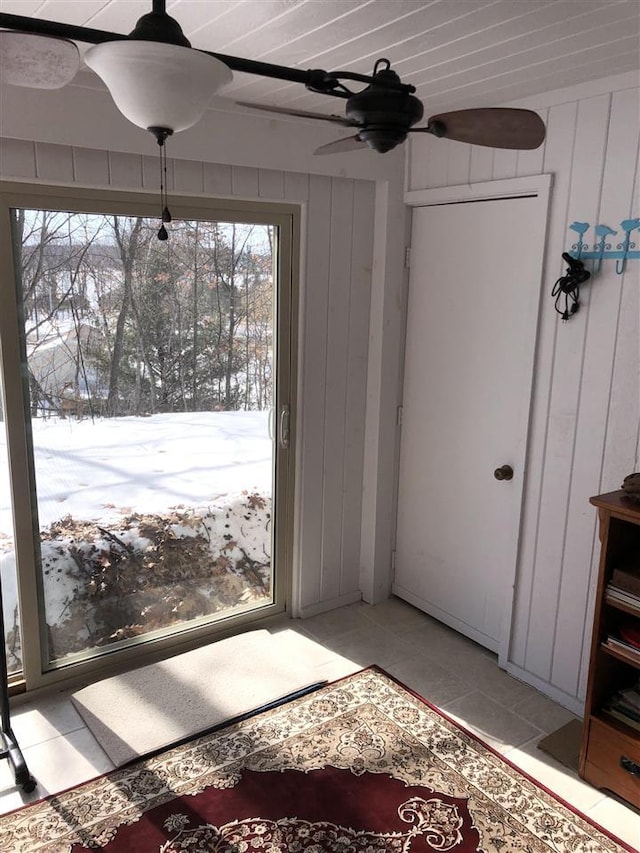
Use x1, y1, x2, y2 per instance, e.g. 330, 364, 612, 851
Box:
342, 180, 376, 596
297, 173, 331, 609
509, 99, 579, 676
204, 163, 233, 196
72, 147, 110, 187
283, 172, 309, 203
406, 72, 640, 708
551, 88, 638, 695
492, 147, 518, 181
35, 141, 74, 182
173, 160, 204, 195
446, 142, 471, 186
525, 93, 612, 684
0, 138, 378, 619
258, 169, 285, 200
0, 138, 36, 177
108, 151, 144, 190
469, 145, 494, 184
231, 165, 260, 199
321, 177, 354, 602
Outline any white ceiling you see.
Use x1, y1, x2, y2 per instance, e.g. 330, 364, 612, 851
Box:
1, 0, 639, 121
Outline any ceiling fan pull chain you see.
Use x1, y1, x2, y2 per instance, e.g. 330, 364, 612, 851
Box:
157, 142, 168, 241
161, 143, 172, 224
150, 126, 173, 240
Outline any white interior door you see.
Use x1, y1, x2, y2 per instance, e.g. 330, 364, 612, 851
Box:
394, 188, 549, 657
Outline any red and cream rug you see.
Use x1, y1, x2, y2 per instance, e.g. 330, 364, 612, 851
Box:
1, 668, 632, 852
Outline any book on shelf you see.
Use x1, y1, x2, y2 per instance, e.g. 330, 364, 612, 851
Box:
604, 636, 640, 656
604, 706, 640, 733
605, 583, 640, 609
619, 622, 640, 648
603, 678, 640, 731
611, 566, 640, 597
604, 618, 640, 652
619, 683, 640, 711
616, 701, 640, 721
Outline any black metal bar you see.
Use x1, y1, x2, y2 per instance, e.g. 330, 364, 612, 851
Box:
0, 572, 36, 793
152, 0, 166, 14
0, 13, 385, 92
0, 13, 326, 83
200, 50, 324, 87
0, 13, 128, 44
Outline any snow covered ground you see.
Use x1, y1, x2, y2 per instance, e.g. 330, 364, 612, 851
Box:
5, 410, 272, 527
0, 412, 274, 667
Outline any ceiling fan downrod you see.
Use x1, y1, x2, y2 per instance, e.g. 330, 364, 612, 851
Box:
127, 0, 191, 47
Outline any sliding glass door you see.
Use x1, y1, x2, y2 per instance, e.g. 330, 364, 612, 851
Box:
0, 185, 297, 686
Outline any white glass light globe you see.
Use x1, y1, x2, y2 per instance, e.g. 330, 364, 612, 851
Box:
84, 40, 232, 133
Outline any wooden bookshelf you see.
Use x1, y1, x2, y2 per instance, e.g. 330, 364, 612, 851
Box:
579, 491, 640, 808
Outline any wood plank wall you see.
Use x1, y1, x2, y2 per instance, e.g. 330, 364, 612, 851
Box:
0, 139, 376, 617
407, 73, 640, 709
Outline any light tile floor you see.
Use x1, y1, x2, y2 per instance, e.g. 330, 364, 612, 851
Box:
1, 597, 639, 848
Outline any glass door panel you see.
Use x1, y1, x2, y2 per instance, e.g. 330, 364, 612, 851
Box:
11, 209, 277, 668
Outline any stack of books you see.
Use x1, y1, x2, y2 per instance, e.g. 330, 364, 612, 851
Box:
604, 569, 640, 660
602, 564, 640, 726
604, 679, 640, 732
605, 584, 640, 610
612, 566, 640, 597
603, 618, 640, 658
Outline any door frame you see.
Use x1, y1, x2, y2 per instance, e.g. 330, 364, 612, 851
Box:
401, 174, 553, 666
0, 181, 300, 693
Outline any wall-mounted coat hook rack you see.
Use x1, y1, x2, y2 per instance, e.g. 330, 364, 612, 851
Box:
567, 218, 640, 274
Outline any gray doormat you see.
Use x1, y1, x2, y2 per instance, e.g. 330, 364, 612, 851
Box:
71, 629, 323, 767
537, 719, 583, 772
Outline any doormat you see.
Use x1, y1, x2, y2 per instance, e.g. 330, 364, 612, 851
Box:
537, 718, 583, 772
71, 628, 323, 766
3, 668, 632, 852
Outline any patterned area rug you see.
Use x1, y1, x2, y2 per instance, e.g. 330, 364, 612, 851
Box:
1, 668, 631, 852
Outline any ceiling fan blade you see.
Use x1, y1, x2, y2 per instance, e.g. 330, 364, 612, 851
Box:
0, 31, 80, 89
237, 101, 356, 127
415, 108, 545, 150
314, 135, 367, 155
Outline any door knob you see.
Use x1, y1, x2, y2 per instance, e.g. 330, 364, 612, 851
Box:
494, 465, 514, 481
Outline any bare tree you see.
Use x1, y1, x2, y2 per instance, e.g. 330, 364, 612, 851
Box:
108, 216, 144, 416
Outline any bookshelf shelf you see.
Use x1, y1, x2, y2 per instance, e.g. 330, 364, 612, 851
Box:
603, 595, 640, 619
579, 491, 640, 808
601, 641, 640, 669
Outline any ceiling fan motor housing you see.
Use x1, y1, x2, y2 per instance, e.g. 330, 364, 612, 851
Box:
346, 68, 424, 152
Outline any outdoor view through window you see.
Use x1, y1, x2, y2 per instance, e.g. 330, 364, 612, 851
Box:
2, 209, 276, 670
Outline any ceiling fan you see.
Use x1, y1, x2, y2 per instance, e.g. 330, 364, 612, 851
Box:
0, 0, 546, 156
239, 58, 545, 155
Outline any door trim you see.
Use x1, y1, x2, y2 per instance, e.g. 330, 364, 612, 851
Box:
399, 174, 553, 668
405, 174, 553, 208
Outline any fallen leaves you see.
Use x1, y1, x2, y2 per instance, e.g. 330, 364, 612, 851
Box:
38, 492, 272, 661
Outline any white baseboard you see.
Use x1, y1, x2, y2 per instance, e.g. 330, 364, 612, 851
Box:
297, 591, 362, 619
392, 583, 499, 654
506, 662, 585, 717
